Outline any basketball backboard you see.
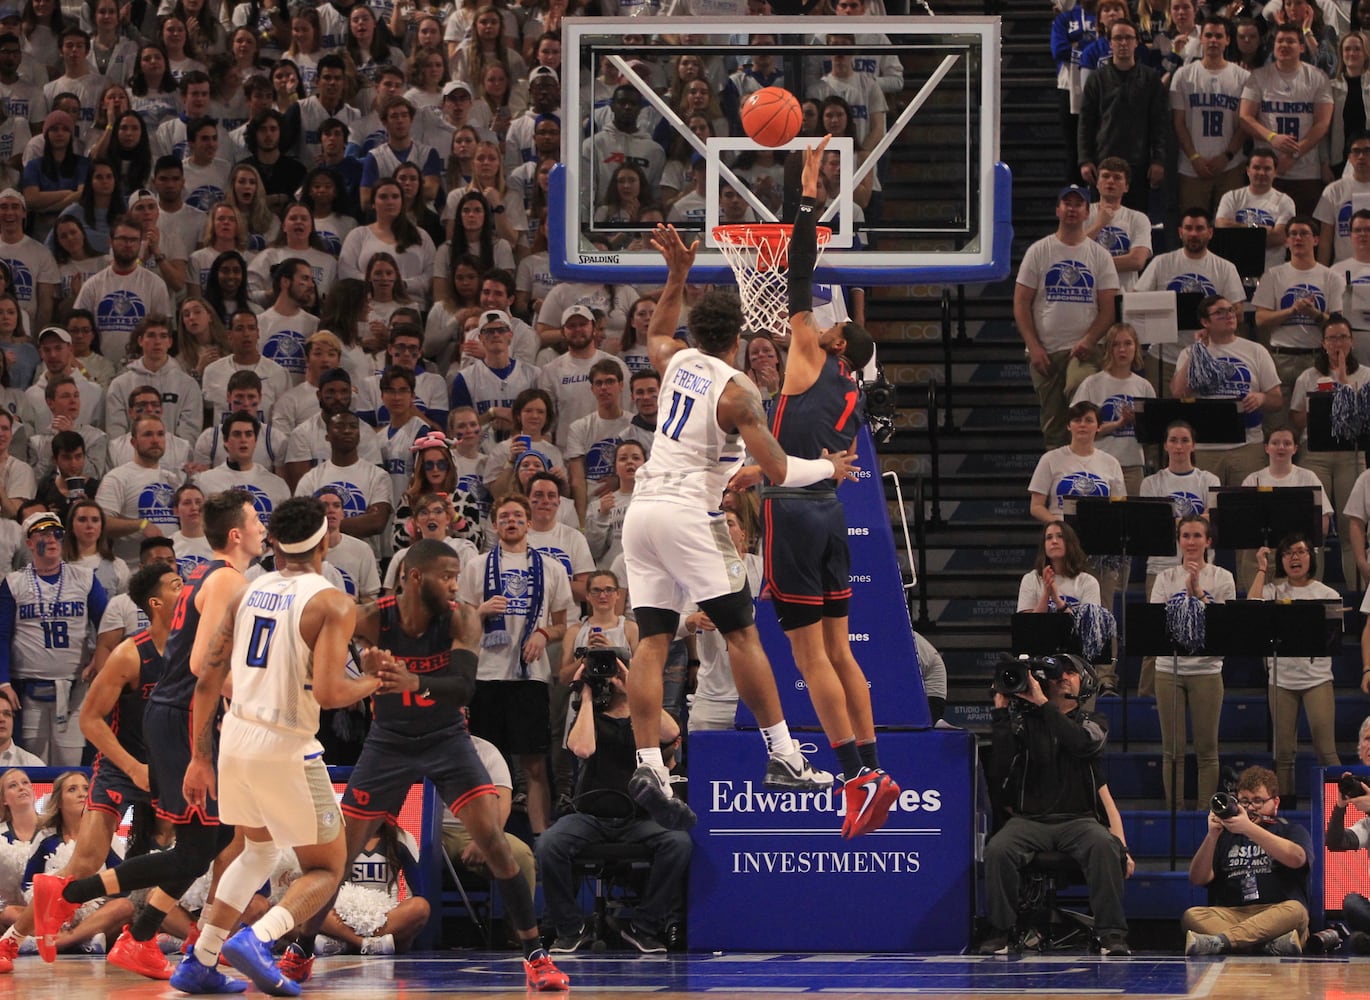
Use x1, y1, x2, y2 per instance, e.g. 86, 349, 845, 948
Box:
549, 15, 1011, 286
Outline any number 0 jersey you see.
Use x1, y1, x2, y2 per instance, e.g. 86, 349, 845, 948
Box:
634, 348, 748, 511
228, 569, 335, 742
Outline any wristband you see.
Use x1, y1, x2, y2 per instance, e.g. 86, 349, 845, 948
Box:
1188, 152, 1202, 161
535, 627, 550, 640
138, 518, 149, 531
781, 455, 836, 488
1267, 131, 1277, 142
686, 658, 701, 667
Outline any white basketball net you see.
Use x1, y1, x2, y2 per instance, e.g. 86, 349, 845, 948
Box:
713, 224, 832, 338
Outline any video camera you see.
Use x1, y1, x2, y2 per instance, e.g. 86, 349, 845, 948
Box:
992, 653, 1097, 700
861, 363, 897, 446
572, 645, 631, 709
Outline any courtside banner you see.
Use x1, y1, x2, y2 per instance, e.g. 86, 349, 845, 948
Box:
743, 425, 930, 730
687, 729, 975, 952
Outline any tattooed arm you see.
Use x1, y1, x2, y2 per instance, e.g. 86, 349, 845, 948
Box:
183, 588, 246, 810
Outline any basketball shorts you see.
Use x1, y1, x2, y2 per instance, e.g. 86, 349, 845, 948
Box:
762, 494, 852, 609
145, 701, 220, 824
217, 714, 342, 848
622, 499, 747, 611
87, 756, 150, 817
341, 724, 495, 824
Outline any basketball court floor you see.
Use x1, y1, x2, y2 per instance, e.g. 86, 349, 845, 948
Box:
7, 951, 1368, 999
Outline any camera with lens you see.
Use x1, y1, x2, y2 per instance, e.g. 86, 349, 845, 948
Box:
1339, 773, 1370, 800
992, 653, 1088, 697
573, 645, 630, 709
1211, 792, 1242, 819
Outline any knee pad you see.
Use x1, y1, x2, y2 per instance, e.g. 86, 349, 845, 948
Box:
213, 838, 280, 915
699, 587, 756, 635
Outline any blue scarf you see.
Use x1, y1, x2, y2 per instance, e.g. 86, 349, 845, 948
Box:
482, 544, 546, 678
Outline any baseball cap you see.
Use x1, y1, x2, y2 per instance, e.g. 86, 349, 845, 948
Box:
23, 511, 63, 537
319, 366, 351, 386
442, 80, 473, 99
479, 309, 512, 331
1057, 184, 1092, 203
37, 326, 71, 344
128, 188, 157, 206
0, 188, 23, 204
0, 9, 19, 22
562, 304, 595, 325
529, 66, 558, 83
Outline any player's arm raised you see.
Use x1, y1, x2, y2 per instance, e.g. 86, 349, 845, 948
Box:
304, 588, 380, 709
784, 134, 832, 393
719, 378, 859, 486
645, 224, 698, 376
80, 637, 150, 791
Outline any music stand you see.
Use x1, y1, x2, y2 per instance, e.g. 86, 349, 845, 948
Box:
1210, 487, 1324, 549
1010, 612, 1081, 657
1134, 398, 1247, 447
1305, 393, 1370, 453
1209, 227, 1268, 288
1126, 600, 1220, 869
1065, 496, 1178, 745
1206, 600, 1340, 774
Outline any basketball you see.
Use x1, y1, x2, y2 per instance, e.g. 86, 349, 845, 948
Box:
741, 87, 803, 148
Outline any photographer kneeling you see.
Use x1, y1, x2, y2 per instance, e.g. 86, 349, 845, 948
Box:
536, 642, 692, 956
981, 654, 1130, 956
1183, 765, 1311, 955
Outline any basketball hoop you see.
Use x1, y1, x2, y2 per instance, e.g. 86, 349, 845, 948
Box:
713, 223, 832, 337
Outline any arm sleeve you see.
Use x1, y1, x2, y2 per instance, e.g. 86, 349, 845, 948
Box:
787, 196, 818, 316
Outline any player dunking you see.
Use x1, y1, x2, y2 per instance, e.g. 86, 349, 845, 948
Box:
170, 497, 384, 996
765, 135, 900, 839
0, 561, 181, 974
33, 490, 267, 990
283, 539, 568, 991
621, 223, 859, 831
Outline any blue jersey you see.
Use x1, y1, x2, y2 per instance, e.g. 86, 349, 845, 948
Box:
154, 560, 228, 710
370, 596, 465, 737
769, 354, 865, 490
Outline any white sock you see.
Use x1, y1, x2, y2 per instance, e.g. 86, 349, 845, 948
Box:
252, 905, 296, 944
635, 746, 668, 782
761, 721, 797, 761
194, 924, 230, 967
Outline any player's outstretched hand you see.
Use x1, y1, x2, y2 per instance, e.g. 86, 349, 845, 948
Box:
360, 646, 394, 677
801, 133, 833, 196
650, 224, 698, 276
377, 657, 419, 695
183, 757, 216, 809
823, 446, 860, 483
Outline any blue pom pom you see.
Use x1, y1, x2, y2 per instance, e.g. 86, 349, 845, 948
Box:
1186, 341, 1226, 395
1330, 383, 1364, 441
1165, 593, 1206, 654
1072, 602, 1116, 662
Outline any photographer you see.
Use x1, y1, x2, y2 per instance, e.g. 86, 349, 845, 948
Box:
535, 642, 691, 956
1322, 731, 1370, 953
980, 654, 1130, 956
1183, 765, 1311, 955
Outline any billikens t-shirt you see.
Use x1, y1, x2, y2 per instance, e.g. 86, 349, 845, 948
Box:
1027, 445, 1128, 516
1208, 820, 1313, 908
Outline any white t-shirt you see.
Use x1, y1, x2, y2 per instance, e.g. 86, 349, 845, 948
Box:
1150, 563, 1236, 674
1239, 464, 1333, 516
1217, 186, 1297, 272
1288, 364, 1370, 444
1252, 262, 1347, 349
1087, 203, 1153, 292
1173, 337, 1281, 447
1027, 445, 1128, 516
1070, 371, 1156, 467
1314, 175, 1370, 263
256, 307, 320, 385
1015, 233, 1121, 354
1016, 569, 1102, 612
73, 264, 173, 365
1140, 466, 1221, 574
457, 546, 576, 683
1259, 578, 1339, 688
1134, 248, 1247, 364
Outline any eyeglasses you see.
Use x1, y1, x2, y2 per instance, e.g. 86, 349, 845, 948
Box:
589, 586, 618, 596
1282, 546, 1311, 556
1236, 796, 1270, 808
1205, 306, 1240, 318
1351, 147, 1370, 157
423, 460, 450, 471
416, 505, 448, 517
389, 344, 420, 354
30, 528, 63, 540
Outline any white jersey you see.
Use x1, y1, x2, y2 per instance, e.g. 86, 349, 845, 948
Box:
1241, 62, 1334, 181
227, 570, 335, 742
634, 348, 747, 511
4, 562, 98, 681
1170, 61, 1250, 177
